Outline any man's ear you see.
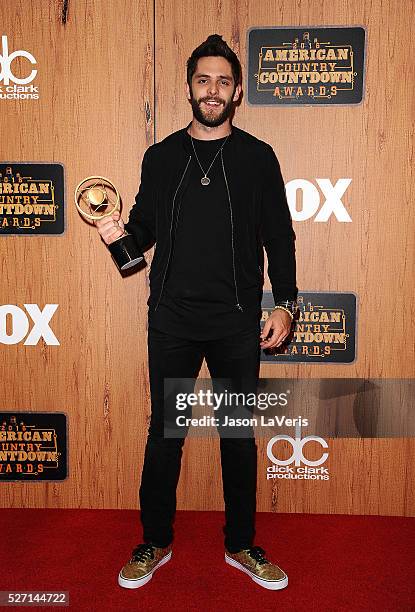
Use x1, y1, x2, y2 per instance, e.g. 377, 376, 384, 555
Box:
233, 84, 242, 102
185, 82, 191, 100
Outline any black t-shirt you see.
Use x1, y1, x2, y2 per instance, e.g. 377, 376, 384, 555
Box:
148, 132, 261, 340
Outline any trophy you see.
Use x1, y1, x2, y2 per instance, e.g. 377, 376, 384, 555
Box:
74, 176, 144, 270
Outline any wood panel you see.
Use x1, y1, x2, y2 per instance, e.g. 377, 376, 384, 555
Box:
155, 0, 415, 516
0, 0, 154, 508
0, 0, 413, 517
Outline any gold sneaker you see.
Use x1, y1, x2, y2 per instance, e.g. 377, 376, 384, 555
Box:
225, 546, 288, 590
118, 543, 172, 589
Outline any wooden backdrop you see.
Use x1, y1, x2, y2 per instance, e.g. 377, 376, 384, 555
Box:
0, 0, 413, 516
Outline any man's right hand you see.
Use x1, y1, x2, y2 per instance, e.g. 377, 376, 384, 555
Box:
95, 210, 125, 245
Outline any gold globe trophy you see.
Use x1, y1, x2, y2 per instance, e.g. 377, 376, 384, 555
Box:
74, 176, 144, 270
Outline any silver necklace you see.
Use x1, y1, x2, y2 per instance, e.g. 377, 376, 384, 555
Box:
190, 132, 230, 186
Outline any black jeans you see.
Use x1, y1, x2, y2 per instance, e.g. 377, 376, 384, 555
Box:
139, 324, 260, 552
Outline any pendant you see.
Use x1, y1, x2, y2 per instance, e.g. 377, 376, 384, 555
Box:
201, 176, 210, 186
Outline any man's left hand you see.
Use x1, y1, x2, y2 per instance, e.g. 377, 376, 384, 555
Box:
260, 309, 292, 350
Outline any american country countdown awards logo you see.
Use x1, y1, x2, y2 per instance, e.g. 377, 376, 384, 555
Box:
0, 35, 39, 100
0, 164, 65, 234
0, 413, 67, 480
247, 26, 366, 105
267, 433, 329, 481
261, 292, 357, 363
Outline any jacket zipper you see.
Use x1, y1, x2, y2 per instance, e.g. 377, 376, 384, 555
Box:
221, 150, 243, 312
154, 155, 192, 311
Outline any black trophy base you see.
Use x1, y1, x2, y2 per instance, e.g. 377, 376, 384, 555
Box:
107, 233, 144, 270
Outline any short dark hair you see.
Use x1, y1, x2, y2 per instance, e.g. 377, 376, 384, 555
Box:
186, 34, 242, 88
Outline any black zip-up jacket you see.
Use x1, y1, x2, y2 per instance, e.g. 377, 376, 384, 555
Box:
124, 124, 297, 312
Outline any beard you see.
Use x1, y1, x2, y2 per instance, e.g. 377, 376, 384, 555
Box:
190, 91, 234, 128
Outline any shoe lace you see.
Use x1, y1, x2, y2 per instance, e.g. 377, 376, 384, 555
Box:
246, 546, 269, 565
131, 543, 155, 563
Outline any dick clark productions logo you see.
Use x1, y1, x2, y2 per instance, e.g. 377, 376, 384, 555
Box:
266, 434, 330, 481
0, 35, 39, 99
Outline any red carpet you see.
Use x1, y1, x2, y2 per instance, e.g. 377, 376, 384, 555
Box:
0, 509, 413, 611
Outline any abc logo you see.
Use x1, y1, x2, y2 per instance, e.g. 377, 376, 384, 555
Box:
267, 434, 329, 467
0, 35, 37, 85
0, 304, 59, 346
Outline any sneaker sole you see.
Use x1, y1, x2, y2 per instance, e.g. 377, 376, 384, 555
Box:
225, 553, 288, 590
118, 550, 172, 589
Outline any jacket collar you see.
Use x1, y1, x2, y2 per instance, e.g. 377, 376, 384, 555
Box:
181, 121, 237, 153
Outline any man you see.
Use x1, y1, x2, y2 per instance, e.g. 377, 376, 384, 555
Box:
96, 34, 297, 591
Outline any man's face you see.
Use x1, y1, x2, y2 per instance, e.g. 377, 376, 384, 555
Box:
186, 56, 241, 128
